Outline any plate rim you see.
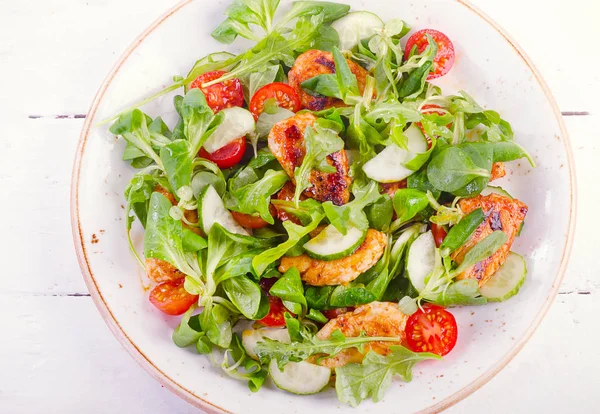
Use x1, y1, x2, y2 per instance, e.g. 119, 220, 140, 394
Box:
70, 0, 577, 412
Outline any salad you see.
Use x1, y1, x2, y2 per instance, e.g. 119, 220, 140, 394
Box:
108, 0, 534, 407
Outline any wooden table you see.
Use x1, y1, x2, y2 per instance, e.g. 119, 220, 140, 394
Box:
1, 0, 598, 412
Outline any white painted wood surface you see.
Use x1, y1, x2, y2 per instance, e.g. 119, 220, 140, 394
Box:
0, 0, 598, 412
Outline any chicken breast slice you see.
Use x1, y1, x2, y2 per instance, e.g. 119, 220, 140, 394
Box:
312, 302, 408, 369
490, 162, 506, 181
268, 112, 351, 205
279, 229, 386, 286
146, 258, 184, 283
452, 193, 528, 286
288, 49, 369, 111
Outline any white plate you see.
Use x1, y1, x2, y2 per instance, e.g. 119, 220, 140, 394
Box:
71, 0, 576, 412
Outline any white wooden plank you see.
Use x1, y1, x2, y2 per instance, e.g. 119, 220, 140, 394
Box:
0, 294, 197, 414
0, 292, 597, 413
0, 0, 598, 116
0, 0, 174, 115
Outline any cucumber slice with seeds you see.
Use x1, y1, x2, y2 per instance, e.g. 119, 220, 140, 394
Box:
242, 328, 290, 360
202, 107, 255, 153
481, 186, 513, 198
269, 360, 331, 395
480, 252, 526, 302
303, 225, 366, 261
198, 185, 249, 236
406, 230, 436, 293
362, 124, 428, 183
331, 11, 384, 51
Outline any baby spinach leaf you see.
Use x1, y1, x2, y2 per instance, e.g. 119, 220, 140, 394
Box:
392, 189, 429, 224
330, 284, 377, 307
434, 279, 487, 306
144, 192, 201, 280
182, 228, 207, 252
301, 74, 341, 99
160, 139, 193, 194
490, 141, 535, 167
407, 168, 441, 199
333, 46, 360, 101
335, 346, 441, 407
172, 307, 202, 348
175, 89, 216, 156
222, 276, 269, 319
366, 195, 393, 231
277, 1, 350, 28
269, 267, 307, 315
211, 0, 281, 44
427, 147, 491, 192
311, 24, 340, 52
226, 170, 289, 224
110, 109, 163, 169
397, 60, 432, 99
323, 181, 380, 234
306, 309, 328, 323
199, 303, 233, 349
305, 286, 334, 310
439, 208, 484, 257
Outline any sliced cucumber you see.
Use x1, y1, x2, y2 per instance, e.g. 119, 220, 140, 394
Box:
362, 123, 428, 183
202, 107, 255, 153
269, 360, 331, 395
242, 328, 290, 360
331, 11, 384, 51
255, 107, 295, 138
303, 225, 367, 261
406, 230, 436, 293
481, 186, 513, 198
480, 252, 526, 302
198, 185, 249, 236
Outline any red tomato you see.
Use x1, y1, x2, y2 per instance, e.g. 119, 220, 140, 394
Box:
231, 211, 269, 229
258, 295, 288, 327
190, 70, 244, 113
149, 278, 199, 316
405, 305, 458, 356
404, 29, 455, 80
430, 223, 447, 248
249, 83, 301, 120
322, 307, 354, 320
198, 137, 246, 169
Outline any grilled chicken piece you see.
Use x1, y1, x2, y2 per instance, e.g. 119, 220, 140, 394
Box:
452, 193, 528, 286
146, 258, 184, 283
490, 162, 506, 181
312, 302, 408, 369
380, 180, 407, 199
288, 49, 369, 111
279, 229, 386, 286
268, 112, 351, 205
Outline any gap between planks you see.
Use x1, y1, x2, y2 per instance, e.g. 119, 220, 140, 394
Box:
26, 112, 592, 120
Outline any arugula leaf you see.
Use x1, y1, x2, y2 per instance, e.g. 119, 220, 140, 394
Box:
293, 123, 344, 204
256, 330, 401, 369
252, 211, 325, 276
226, 170, 289, 224
269, 267, 307, 315
323, 180, 380, 234
439, 208, 484, 257
335, 346, 441, 407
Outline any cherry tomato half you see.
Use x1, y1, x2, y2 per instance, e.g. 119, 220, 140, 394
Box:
405, 29, 455, 80
231, 211, 269, 229
258, 295, 288, 327
405, 305, 458, 356
149, 278, 199, 316
199, 137, 246, 169
190, 70, 245, 113
430, 223, 447, 248
249, 82, 301, 120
